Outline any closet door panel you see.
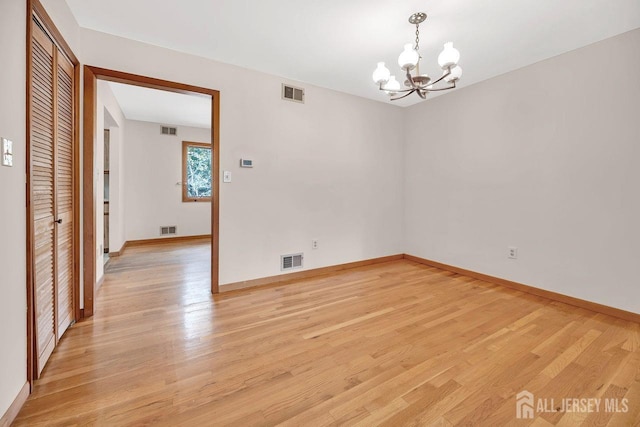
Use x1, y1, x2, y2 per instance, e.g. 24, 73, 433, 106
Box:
56, 53, 75, 338
31, 23, 56, 375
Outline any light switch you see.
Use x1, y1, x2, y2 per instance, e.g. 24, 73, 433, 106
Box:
223, 170, 231, 183
2, 138, 13, 167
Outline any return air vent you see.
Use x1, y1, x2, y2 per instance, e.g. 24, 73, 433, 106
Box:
161, 126, 177, 136
160, 226, 177, 236
281, 253, 303, 271
282, 84, 305, 103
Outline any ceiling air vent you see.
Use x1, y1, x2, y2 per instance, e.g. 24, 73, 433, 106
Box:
281, 253, 303, 271
161, 126, 177, 136
282, 84, 305, 104
160, 226, 177, 236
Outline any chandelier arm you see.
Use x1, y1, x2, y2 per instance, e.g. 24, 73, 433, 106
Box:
378, 80, 416, 94
425, 82, 457, 92
390, 90, 417, 101
417, 90, 427, 99
378, 86, 416, 94
428, 69, 452, 87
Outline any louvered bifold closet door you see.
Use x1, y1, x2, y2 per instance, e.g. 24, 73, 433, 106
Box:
56, 53, 74, 338
31, 23, 56, 375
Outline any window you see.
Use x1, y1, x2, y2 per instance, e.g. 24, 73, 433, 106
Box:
182, 141, 212, 202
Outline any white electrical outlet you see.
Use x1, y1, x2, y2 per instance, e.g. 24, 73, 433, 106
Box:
508, 246, 518, 259
312, 239, 319, 249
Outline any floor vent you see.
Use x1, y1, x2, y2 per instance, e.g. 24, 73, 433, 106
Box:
161, 126, 177, 136
160, 226, 177, 236
282, 84, 305, 103
281, 253, 303, 271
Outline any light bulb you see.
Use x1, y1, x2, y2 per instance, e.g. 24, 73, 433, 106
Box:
445, 65, 462, 82
372, 62, 391, 84
438, 42, 460, 69
383, 76, 401, 95
398, 43, 420, 71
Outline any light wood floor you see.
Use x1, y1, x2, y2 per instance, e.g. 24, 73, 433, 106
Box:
14, 240, 640, 426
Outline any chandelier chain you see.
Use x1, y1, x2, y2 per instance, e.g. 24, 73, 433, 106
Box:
415, 24, 420, 50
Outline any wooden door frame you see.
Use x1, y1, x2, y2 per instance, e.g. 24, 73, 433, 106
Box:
82, 66, 221, 317
26, 0, 81, 384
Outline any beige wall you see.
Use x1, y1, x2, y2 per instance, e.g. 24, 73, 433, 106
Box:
95, 81, 127, 284
404, 28, 640, 314
0, 0, 27, 417
123, 120, 211, 241
103, 98, 127, 258
76, 29, 406, 286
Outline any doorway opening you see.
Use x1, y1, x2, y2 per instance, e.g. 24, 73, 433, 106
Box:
82, 67, 220, 317
102, 123, 113, 269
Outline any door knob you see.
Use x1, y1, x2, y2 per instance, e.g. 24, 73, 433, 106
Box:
55, 219, 63, 224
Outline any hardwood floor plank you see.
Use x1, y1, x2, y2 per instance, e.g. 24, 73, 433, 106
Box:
13, 240, 640, 426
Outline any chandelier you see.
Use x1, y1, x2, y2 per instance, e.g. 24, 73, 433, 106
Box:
372, 12, 462, 101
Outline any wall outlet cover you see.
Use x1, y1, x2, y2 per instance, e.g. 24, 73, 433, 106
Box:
2, 138, 13, 167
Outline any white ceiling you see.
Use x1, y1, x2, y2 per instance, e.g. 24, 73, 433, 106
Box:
69, 0, 640, 107
108, 82, 211, 129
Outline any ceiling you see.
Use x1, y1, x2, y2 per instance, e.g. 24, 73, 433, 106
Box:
68, 0, 640, 107
107, 82, 211, 129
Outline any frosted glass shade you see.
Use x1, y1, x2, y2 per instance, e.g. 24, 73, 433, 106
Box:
438, 42, 460, 69
372, 62, 391, 84
445, 65, 463, 82
398, 43, 420, 70
383, 76, 401, 95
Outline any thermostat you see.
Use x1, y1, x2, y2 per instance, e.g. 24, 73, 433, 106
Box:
240, 159, 253, 168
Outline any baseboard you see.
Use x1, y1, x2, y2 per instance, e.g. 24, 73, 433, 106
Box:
95, 274, 105, 292
108, 241, 128, 257
221, 254, 404, 292
0, 381, 29, 427
403, 254, 640, 324
126, 234, 211, 248
110, 235, 211, 257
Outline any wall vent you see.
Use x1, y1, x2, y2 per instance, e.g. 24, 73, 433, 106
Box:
161, 126, 177, 136
282, 84, 305, 103
160, 226, 177, 236
281, 253, 303, 271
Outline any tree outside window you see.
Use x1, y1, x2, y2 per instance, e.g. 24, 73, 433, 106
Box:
182, 141, 212, 202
